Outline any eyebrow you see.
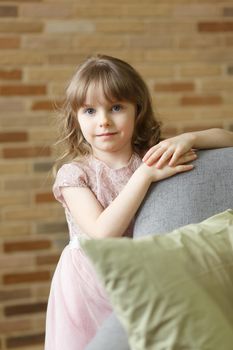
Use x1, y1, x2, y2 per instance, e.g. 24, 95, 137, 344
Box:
82, 104, 93, 107
81, 100, 124, 108
82, 101, 121, 108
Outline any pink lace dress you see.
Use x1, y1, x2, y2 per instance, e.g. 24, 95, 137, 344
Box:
44, 153, 142, 350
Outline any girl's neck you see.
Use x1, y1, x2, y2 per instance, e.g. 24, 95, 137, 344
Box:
92, 149, 133, 170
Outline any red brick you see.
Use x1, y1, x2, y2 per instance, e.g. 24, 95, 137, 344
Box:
181, 95, 222, 106
223, 8, 233, 17
0, 84, 46, 96
0, 37, 20, 49
2, 146, 51, 158
36, 254, 59, 265
0, 69, 22, 80
31, 100, 55, 111
198, 22, 233, 32
0, 6, 17, 17
0, 132, 28, 143
154, 82, 194, 93
35, 192, 55, 203
4, 301, 47, 316
3, 271, 50, 284
4, 240, 51, 253
6, 333, 45, 348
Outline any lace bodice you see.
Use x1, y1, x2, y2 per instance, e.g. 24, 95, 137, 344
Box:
53, 153, 142, 241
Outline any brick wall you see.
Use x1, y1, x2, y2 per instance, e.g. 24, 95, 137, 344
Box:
0, 0, 233, 349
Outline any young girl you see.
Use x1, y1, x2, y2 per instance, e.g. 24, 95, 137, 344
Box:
45, 54, 233, 350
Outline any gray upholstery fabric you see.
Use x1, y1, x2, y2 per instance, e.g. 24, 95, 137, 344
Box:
134, 147, 233, 237
85, 147, 233, 350
85, 313, 130, 350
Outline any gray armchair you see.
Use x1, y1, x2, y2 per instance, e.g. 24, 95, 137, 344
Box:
86, 147, 233, 350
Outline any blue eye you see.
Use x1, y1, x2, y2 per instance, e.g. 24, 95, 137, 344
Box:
84, 108, 95, 115
112, 104, 122, 112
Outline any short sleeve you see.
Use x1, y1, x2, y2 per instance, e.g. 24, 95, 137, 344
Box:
53, 163, 88, 207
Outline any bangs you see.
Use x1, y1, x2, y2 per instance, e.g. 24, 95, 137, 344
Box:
68, 61, 138, 111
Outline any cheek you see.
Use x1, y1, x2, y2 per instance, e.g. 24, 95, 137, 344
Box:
125, 118, 135, 136
118, 122, 134, 143
77, 116, 86, 131
77, 118, 86, 137
80, 124, 89, 137
78, 120, 94, 140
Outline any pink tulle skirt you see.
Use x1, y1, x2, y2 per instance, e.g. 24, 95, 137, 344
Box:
44, 243, 112, 350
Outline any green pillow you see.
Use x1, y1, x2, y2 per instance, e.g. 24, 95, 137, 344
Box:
81, 210, 233, 350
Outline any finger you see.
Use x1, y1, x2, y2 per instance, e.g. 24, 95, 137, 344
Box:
168, 148, 184, 166
145, 147, 165, 166
155, 149, 174, 168
177, 152, 197, 165
169, 149, 196, 166
142, 145, 159, 162
175, 164, 194, 173
186, 150, 196, 157
180, 150, 195, 156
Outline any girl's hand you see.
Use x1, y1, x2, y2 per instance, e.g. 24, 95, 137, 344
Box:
142, 133, 196, 168
140, 150, 197, 182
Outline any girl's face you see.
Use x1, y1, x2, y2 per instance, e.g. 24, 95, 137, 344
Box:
77, 85, 136, 159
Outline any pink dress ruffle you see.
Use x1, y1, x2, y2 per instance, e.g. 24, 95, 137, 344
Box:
44, 154, 142, 349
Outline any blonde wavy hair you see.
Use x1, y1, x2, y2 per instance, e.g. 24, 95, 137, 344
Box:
54, 54, 161, 173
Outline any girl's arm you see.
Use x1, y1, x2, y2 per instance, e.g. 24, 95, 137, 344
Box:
190, 128, 233, 149
61, 152, 196, 239
143, 128, 233, 168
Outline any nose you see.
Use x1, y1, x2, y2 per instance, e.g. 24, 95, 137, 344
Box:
99, 110, 111, 127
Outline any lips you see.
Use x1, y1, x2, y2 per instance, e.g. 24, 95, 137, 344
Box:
97, 132, 118, 137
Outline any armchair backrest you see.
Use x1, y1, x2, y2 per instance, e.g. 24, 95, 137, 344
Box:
134, 147, 233, 237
